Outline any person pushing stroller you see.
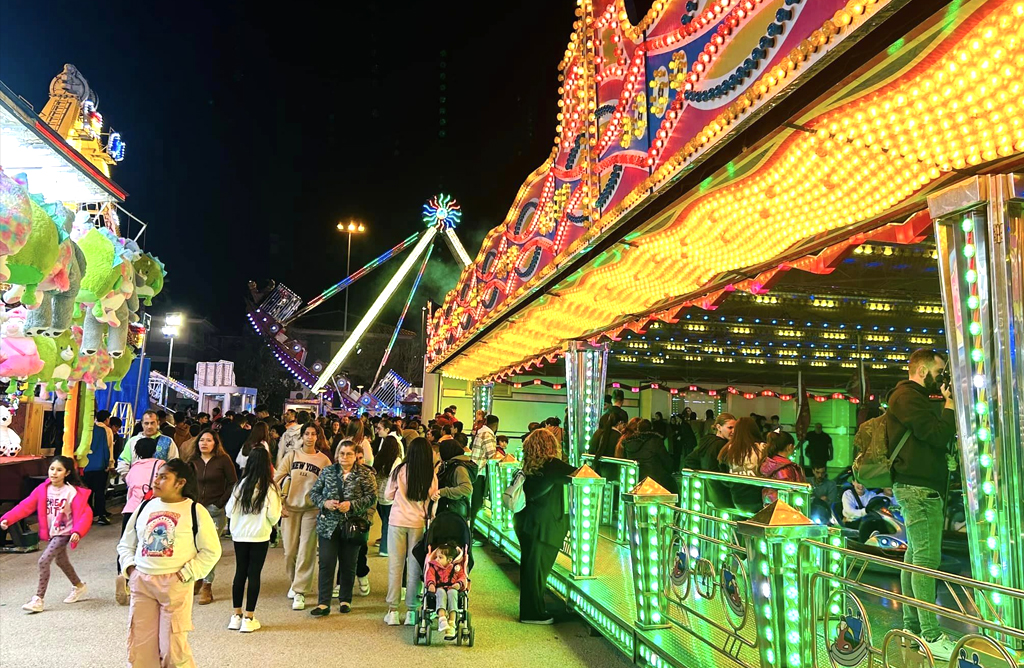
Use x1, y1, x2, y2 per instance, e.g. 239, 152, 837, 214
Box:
424, 540, 469, 640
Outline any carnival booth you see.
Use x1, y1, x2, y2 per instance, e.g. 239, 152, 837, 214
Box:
0, 67, 166, 537
386, 1, 1024, 666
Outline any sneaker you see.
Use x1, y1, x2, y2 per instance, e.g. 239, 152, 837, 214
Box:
228, 614, 243, 631
444, 620, 458, 640
378, 550, 389, 557
310, 606, 330, 618
923, 635, 957, 661
332, 585, 340, 599
22, 596, 44, 613
292, 593, 305, 611
404, 611, 416, 626
339, 602, 351, 613
63, 583, 87, 604
357, 576, 370, 596
287, 588, 295, 599
384, 610, 400, 626
521, 617, 555, 625
438, 616, 450, 633
95, 516, 111, 526
240, 617, 262, 633
115, 575, 129, 606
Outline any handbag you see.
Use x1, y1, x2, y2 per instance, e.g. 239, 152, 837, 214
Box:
502, 470, 526, 514
337, 468, 371, 540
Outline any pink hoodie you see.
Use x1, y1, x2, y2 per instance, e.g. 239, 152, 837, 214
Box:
124, 458, 164, 514
1, 480, 93, 543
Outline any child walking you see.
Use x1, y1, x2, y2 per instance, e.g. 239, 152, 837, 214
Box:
424, 541, 469, 640
0, 456, 93, 613
117, 458, 222, 667
225, 447, 282, 633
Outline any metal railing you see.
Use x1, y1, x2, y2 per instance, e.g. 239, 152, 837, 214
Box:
581, 454, 639, 543
662, 502, 759, 667
806, 539, 1024, 668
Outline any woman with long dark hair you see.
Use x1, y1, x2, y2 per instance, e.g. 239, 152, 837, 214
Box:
514, 429, 576, 624
383, 436, 437, 626
189, 429, 237, 604
237, 422, 272, 469
372, 435, 402, 557
117, 459, 221, 664
717, 417, 765, 476
225, 448, 281, 632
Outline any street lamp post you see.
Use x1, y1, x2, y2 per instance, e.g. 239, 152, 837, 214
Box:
336, 220, 366, 333
161, 313, 183, 407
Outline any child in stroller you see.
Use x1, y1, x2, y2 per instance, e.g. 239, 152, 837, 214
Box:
414, 510, 474, 646
425, 541, 468, 640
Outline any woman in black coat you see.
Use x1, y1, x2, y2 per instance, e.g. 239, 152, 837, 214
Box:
513, 428, 576, 624
620, 419, 678, 495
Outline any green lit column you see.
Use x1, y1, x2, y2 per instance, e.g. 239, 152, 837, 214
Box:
497, 455, 520, 536
623, 478, 678, 630
735, 501, 826, 668
930, 174, 1024, 648
485, 458, 505, 539
565, 341, 609, 466
568, 464, 606, 578
471, 381, 493, 417
615, 460, 639, 544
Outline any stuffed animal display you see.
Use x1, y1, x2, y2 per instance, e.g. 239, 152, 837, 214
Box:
0, 405, 22, 457
0, 170, 166, 393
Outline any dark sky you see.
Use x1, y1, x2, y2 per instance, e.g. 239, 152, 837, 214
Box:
1, 1, 574, 334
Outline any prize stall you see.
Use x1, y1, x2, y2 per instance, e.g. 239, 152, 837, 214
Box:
0, 66, 166, 536
414, 1, 1024, 666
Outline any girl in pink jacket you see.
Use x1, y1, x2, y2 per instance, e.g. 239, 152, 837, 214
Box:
0, 456, 94, 612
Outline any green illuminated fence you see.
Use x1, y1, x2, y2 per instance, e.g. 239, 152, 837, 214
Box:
581, 454, 639, 544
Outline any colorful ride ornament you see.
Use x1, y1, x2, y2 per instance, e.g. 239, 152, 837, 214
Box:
0, 169, 32, 283
0, 405, 21, 457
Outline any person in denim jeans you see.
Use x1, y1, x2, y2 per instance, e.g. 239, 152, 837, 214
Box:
887, 349, 957, 660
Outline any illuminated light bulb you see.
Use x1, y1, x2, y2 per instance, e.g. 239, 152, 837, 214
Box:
966, 269, 978, 284
972, 348, 984, 362
986, 509, 996, 522
970, 321, 982, 336
974, 374, 986, 389
981, 453, 992, 467
976, 401, 988, 416
978, 427, 991, 442
983, 481, 994, 494
968, 295, 981, 310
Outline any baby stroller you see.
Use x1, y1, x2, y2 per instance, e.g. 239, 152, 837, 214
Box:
412, 510, 475, 646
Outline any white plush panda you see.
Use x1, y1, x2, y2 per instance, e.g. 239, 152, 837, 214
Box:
0, 405, 22, 457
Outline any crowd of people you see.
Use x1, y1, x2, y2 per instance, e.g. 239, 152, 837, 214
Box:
0, 346, 962, 662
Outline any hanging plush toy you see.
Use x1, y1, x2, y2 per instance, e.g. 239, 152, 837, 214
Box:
0, 405, 22, 457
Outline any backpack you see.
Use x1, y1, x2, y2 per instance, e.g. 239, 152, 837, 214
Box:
502, 470, 526, 514
135, 498, 199, 548
852, 415, 911, 489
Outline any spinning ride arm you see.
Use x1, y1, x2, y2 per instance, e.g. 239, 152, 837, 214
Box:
371, 242, 435, 390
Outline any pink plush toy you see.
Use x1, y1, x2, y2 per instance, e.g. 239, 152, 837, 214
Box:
0, 317, 44, 379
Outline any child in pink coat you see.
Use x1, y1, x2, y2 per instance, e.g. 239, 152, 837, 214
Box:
424, 541, 469, 639
0, 456, 93, 612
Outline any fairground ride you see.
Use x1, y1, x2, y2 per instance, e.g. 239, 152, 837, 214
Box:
246, 194, 471, 412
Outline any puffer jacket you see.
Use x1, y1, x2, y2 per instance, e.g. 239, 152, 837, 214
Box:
621, 430, 678, 495
310, 463, 377, 539
759, 455, 806, 504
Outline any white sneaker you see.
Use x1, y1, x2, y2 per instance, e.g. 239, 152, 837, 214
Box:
292, 593, 305, 611
240, 617, 261, 633
22, 596, 44, 613
923, 635, 957, 661
287, 588, 295, 599
357, 576, 370, 596
63, 583, 87, 604
228, 614, 243, 631
384, 610, 400, 626
404, 611, 416, 626
332, 585, 340, 599
438, 615, 449, 633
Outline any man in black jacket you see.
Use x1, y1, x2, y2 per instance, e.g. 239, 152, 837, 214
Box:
887, 348, 957, 660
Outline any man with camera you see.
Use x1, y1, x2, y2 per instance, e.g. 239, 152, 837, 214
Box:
887, 348, 958, 659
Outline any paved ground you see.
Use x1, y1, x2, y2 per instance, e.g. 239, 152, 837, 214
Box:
0, 518, 633, 668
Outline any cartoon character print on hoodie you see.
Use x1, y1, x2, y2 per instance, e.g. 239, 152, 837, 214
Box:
142, 509, 181, 557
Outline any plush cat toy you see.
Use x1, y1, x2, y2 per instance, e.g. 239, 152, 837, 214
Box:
0, 406, 21, 457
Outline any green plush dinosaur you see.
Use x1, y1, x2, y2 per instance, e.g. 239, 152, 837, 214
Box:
27, 335, 59, 389
105, 349, 136, 391
3, 196, 60, 306
49, 329, 80, 392
133, 252, 166, 306
74, 228, 119, 320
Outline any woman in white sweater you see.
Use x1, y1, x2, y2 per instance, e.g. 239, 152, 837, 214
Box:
117, 458, 222, 667
225, 448, 282, 633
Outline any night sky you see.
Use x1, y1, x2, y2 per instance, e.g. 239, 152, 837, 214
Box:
1, 1, 575, 333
